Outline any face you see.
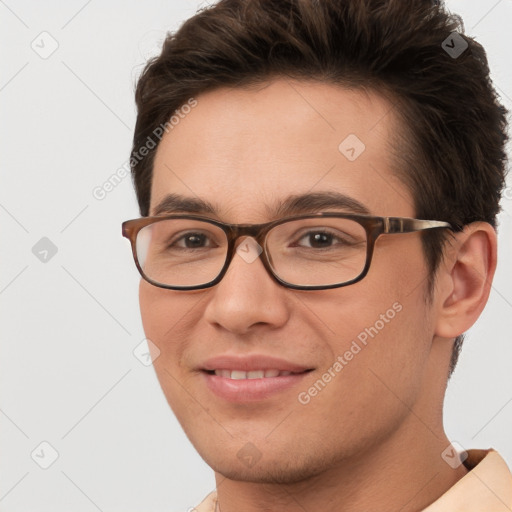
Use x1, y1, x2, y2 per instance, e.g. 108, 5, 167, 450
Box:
139, 79, 441, 483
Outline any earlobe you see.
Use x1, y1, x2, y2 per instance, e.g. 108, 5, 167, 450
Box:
434, 222, 497, 339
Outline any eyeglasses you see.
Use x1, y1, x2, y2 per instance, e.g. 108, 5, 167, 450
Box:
122, 213, 452, 291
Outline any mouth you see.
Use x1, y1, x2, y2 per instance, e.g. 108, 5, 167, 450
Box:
200, 367, 314, 402
199, 354, 315, 402
203, 369, 312, 379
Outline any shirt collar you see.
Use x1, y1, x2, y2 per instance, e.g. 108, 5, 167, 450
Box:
422, 448, 512, 511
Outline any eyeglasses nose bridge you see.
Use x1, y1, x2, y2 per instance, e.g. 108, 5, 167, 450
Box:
225, 223, 272, 254
220, 224, 277, 279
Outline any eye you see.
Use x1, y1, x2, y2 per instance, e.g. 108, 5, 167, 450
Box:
170, 231, 216, 249
294, 230, 349, 249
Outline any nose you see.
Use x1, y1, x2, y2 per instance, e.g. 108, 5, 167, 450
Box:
202, 237, 290, 335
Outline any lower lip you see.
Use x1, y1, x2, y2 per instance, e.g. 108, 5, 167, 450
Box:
202, 371, 311, 402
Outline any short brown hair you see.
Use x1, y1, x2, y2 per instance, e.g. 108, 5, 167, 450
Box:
130, 0, 509, 376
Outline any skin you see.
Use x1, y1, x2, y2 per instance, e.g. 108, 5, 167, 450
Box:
138, 79, 497, 512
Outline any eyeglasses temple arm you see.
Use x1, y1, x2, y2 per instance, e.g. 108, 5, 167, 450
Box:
384, 217, 452, 234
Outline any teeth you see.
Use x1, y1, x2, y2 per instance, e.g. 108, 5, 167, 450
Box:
213, 369, 297, 379
247, 370, 264, 379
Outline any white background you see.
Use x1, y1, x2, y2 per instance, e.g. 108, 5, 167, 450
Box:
1, 1, 511, 511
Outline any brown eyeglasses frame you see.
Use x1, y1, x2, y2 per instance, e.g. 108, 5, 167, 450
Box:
122, 212, 452, 291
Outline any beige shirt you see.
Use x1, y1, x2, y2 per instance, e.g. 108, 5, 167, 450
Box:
193, 448, 512, 511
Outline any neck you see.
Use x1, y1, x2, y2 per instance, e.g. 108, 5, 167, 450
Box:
213, 419, 468, 512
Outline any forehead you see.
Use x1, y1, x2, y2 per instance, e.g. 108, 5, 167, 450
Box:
150, 79, 414, 221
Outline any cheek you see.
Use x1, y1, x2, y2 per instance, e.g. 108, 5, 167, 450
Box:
138, 280, 202, 412
139, 279, 200, 335
138, 280, 202, 371
296, 296, 431, 441
310, 239, 433, 395
315, 294, 426, 385
139, 280, 168, 344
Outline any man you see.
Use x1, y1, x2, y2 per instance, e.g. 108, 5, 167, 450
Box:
122, 0, 512, 510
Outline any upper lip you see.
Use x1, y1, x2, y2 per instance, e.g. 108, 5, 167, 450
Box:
201, 354, 313, 373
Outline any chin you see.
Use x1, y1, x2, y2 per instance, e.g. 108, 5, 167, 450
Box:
199, 445, 333, 485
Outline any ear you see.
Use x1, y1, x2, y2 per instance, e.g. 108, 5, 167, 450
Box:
434, 222, 497, 338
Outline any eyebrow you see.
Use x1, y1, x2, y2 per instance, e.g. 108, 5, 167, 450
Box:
151, 191, 371, 218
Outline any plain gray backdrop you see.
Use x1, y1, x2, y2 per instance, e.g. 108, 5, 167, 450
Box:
1, 1, 511, 511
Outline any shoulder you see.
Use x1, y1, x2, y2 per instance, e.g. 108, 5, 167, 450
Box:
188, 490, 217, 512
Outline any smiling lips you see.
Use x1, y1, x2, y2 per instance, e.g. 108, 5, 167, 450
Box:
212, 369, 297, 379
200, 354, 313, 402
